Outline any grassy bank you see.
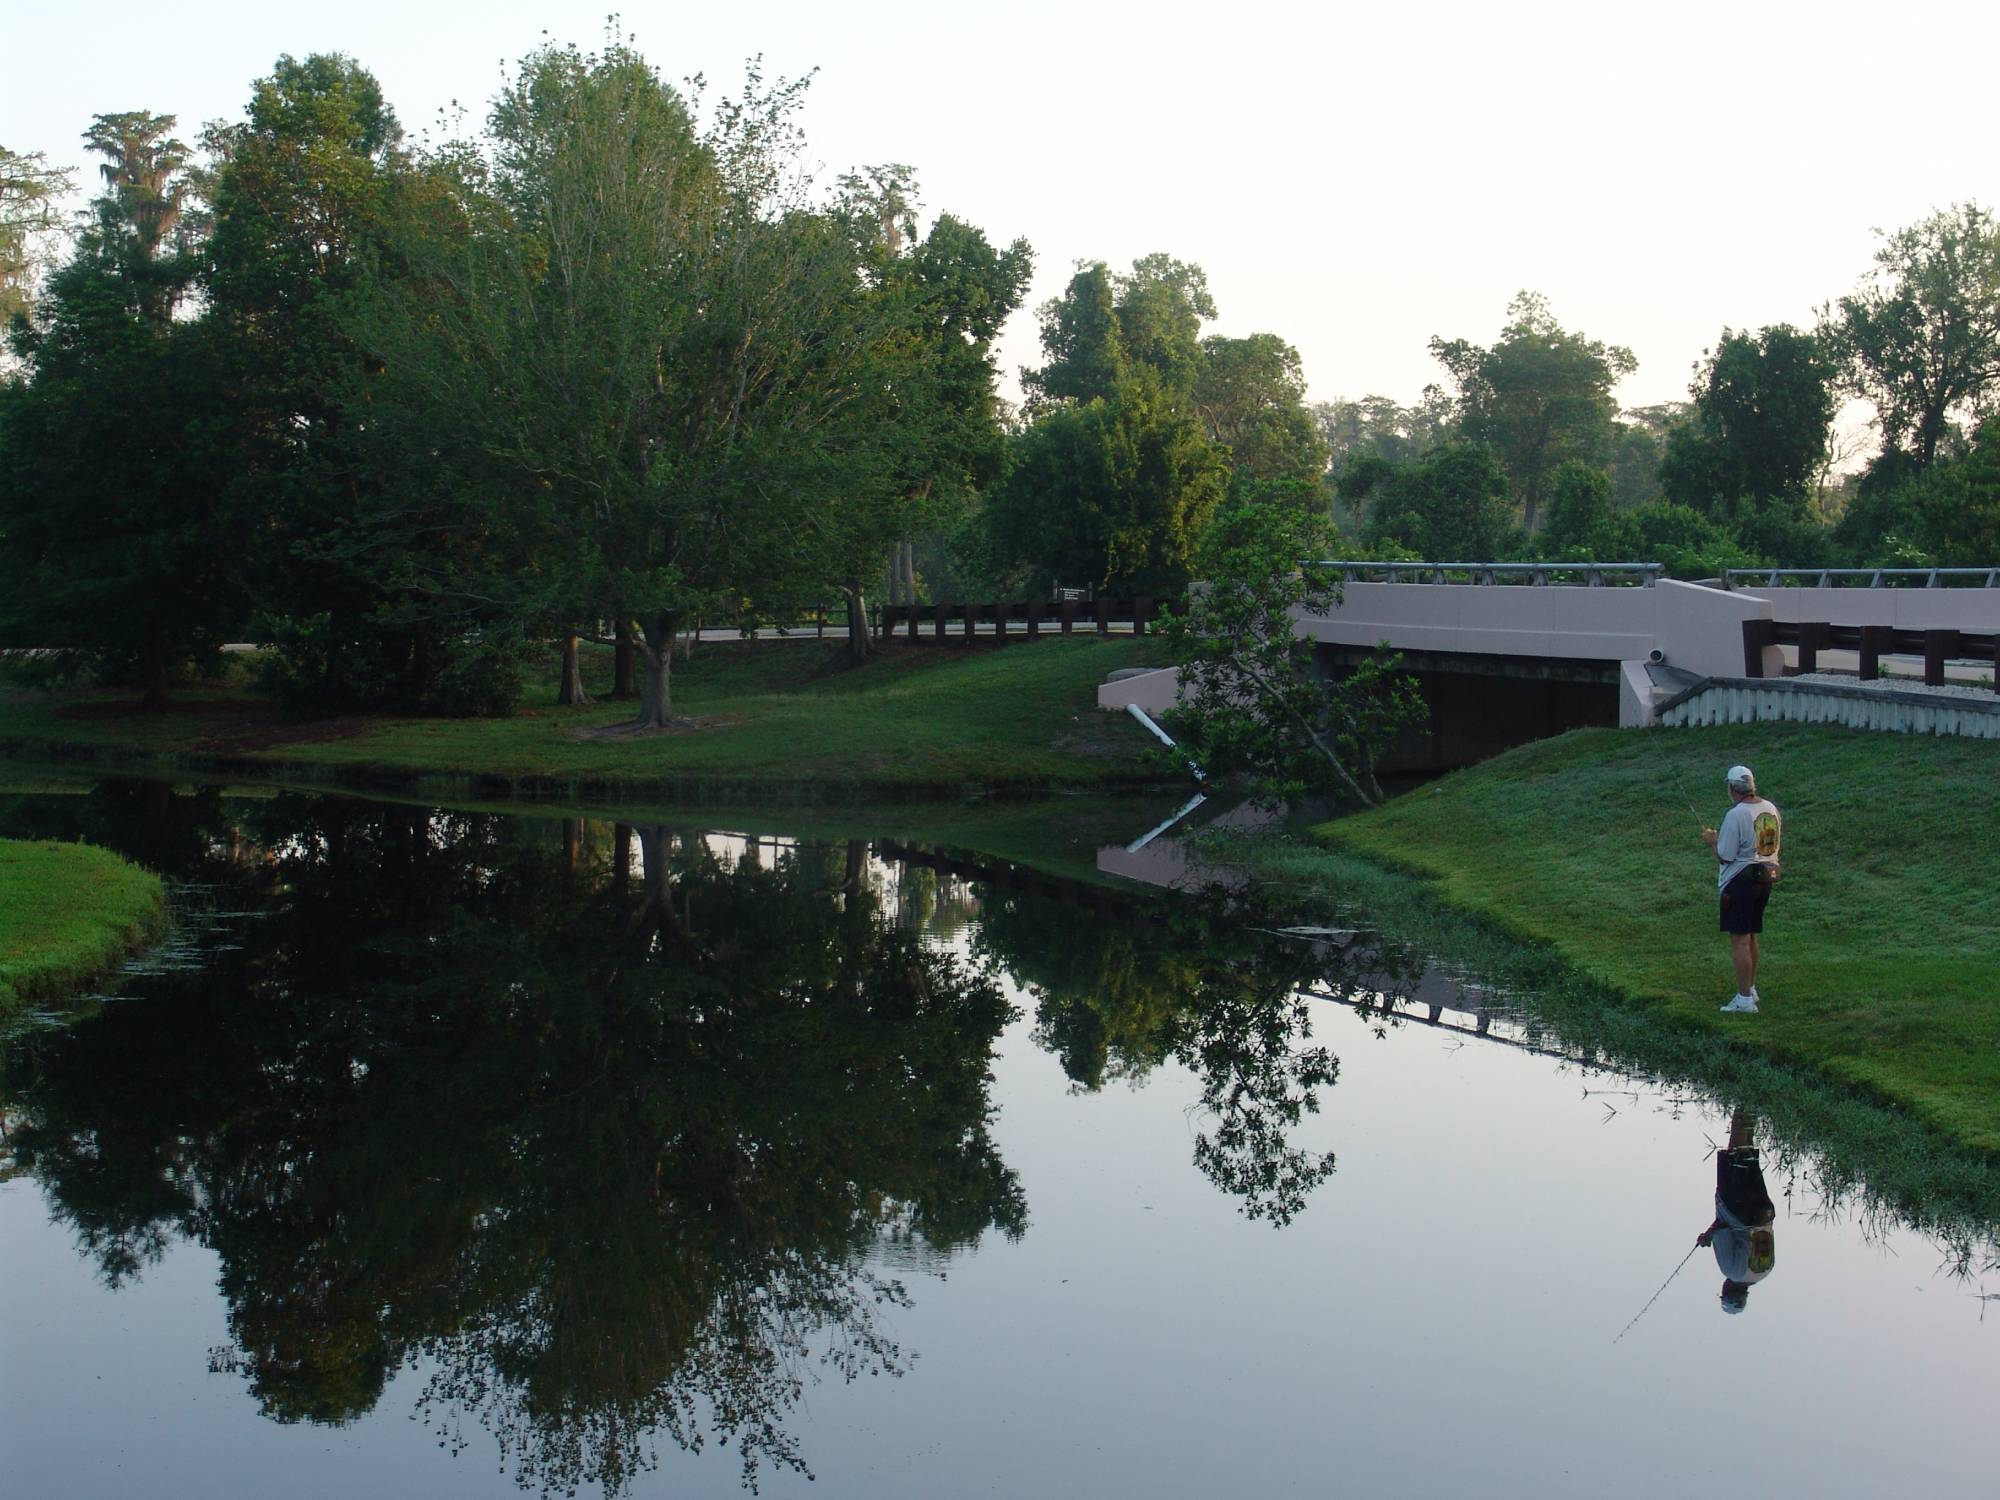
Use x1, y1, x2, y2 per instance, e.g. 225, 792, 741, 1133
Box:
0, 839, 166, 1009
1295, 724, 2000, 1155
0, 637, 1177, 802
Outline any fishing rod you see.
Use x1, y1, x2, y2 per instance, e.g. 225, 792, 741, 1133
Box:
1612, 1241, 1703, 1345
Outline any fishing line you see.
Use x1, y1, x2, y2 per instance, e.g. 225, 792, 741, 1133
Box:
1612, 1242, 1703, 1345
1637, 726, 1709, 831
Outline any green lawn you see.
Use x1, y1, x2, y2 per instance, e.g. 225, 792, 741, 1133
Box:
1313, 724, 2000, 1153
0, 637, 1178, 800
0, 839, 166, 1009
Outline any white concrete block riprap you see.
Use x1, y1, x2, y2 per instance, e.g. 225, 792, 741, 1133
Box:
1659, 677, 2000, 739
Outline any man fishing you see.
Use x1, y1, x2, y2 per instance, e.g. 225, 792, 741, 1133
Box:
1701, 764, 1781, 1015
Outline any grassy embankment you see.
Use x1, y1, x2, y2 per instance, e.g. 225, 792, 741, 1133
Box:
0, 636, 1177, 802
0, 839, 166, 1010
1261, 723, 2000, 1163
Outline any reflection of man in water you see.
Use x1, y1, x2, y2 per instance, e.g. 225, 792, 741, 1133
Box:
1695, 1108, 1776, 1313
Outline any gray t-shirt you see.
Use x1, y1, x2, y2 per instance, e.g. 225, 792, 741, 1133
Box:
1712, 1196, 1776, 1285
1716, 796, 1781, 890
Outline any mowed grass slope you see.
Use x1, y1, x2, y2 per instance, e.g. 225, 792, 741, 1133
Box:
0, 838, 166, 1008
1319, 724, 2000, 1152
0, 637, 1177, 798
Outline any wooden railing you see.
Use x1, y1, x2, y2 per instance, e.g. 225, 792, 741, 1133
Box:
875, 596, 1176, 642
1743, 618, 2000, 690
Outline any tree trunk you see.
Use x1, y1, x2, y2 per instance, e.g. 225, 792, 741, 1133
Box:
612, 626, 637, 699
842, 583, 872, 664
140, 637, 169, 710
612, 822, 633, 894
900, 541, 916, 603
634, 612, 675, 729
557, 633, 593, 705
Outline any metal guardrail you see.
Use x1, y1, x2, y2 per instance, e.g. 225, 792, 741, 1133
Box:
1726, 567, 2000, 589
1319, 561, 1665, 587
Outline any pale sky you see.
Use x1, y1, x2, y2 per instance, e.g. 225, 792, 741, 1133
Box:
6, 0, 1996, 422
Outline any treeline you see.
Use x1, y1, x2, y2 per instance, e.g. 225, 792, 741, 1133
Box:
0, 42, 1031, 719
1317, 219, 2000, 577
4, 36, 1996, 722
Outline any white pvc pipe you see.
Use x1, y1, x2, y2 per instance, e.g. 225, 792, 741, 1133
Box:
1125, 704, 1206, 782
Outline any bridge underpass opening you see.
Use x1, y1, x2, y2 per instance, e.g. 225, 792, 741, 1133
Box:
1315, 643, 1618, 775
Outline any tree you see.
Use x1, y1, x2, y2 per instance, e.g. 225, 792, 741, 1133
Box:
1314, 391, 1451, 472
78, 112, 194, 325
814, 175, 1031, 661
1916, 419, 2000, 563
1022, 252, 1215, 410
1164, 502, 1426, 806
1659, 324, 1836, 513
1541, 460, 1617, 553
363, 43, 906, 728
1610, 403, 1687, 510
1430, 291, 1637, 533
198, 55, 491, 716
1339, 441, 1516, 560
1829, 202, 2000, 471
1193, 332, 1328, 489
1, 146, 75, 327
984, 368, 1228, 595
0, 161, 238, 701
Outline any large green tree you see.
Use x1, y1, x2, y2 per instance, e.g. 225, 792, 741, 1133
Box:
1193, 332, 1329, 491
1829, 202, 2000, 471
813, 173, 1031, 661
989, 253, 1277, 593
0, 132, 237, 701
362, 43, 908, 728
199, 55, 476, 715
1430, 291, 1637, 533
983, 369, 1229, 595
1659, 324, 1836, 514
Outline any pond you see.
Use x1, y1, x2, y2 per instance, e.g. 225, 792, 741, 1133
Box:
1, 780, 1994, 1498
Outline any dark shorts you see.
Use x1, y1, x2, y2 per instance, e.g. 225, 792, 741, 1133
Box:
1719, 867, 1772, 934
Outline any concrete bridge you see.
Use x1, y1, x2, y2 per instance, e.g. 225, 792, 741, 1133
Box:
1100, 564, 2000, 763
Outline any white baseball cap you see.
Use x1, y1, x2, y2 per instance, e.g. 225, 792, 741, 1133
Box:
1726, 765, 1756, 792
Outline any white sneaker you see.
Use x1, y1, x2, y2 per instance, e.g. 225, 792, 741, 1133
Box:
1720, 995, 1759, 1014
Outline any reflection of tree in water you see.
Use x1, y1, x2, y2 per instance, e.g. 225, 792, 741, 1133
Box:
978, 886, 1426, 1226
0, 797, 1021, 1494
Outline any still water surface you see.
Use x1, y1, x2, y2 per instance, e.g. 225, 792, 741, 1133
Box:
1, 782, 1994, 1498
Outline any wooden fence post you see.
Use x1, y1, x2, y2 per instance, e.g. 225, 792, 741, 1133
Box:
1796, 620, 1828, 675
935, 602, 948, 642
1094, 597, 1111, 635
1923, 629, 1961, 687
1857, 625, 1891, 681
994, 602, 1008, 643
1741, 618, 1778, 678
1133, 596, 1153, 636
1025, 599, 1042, 639
1060, 599, 1077, 635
